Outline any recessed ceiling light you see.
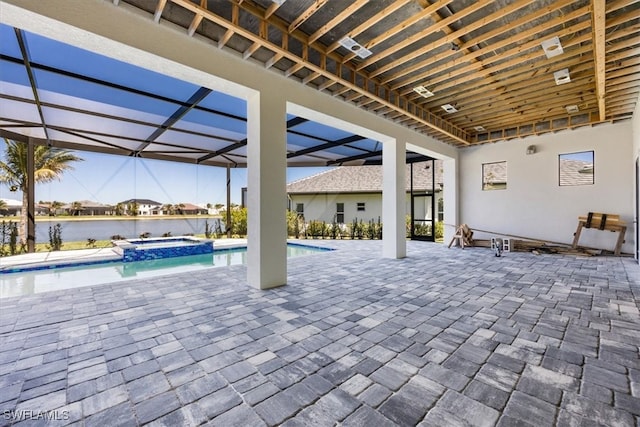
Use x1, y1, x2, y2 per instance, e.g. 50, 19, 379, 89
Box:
566, 105, 579, 113
441, 104, 458, 113
541, 36, 564, 59
474, 125, 486, 131
338, 37, 371, 59
413, 85, 434, 98
553, 68, 571, 85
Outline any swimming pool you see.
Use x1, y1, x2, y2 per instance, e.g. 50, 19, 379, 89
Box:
0, 244, 332, 298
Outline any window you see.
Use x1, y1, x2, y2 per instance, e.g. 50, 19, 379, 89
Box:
295, 203, 304, 218
559, 151, 594, 186
482, 161, 507, 190
336, 203, 344, 223
357, 202, 366, 212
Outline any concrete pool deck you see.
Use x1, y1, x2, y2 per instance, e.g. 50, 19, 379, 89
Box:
0, 240, 639, 426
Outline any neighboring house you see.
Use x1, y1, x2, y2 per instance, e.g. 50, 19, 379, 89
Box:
62, 200, 113, 216
119, 199, 162, 216
176, 203, 208, 215
286, 161, 443, 225
0, 198, 23, 216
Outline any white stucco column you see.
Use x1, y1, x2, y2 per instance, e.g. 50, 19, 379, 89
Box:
383, 138, 406, 258
443, 158, 459, 245
247, 88, 287, 289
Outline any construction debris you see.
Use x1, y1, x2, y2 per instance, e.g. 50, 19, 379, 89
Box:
572, 212, 627, 256
467, 237, 602, 256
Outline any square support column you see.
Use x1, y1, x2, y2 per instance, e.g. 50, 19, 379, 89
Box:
247, 90, 287, 289
443, 158, 459, 245
383, 138, 406, 258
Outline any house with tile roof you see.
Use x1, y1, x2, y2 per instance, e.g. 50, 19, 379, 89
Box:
287, 161, 443, 230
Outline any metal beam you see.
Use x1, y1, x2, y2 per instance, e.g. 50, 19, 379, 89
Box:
287, 135, 367, 158
327, 149, 380, 165
14, 28, 50, 144
133, 86, 212, 155
197, 140, 247, 163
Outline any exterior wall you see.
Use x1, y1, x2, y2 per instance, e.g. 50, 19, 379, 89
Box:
459, 123, 634, 254
290, 194, 383, 224
290, 192, 443, 226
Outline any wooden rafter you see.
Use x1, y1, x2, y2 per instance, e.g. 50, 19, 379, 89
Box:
143, 0, 640, 147
288, 0, 328, 33
153, 0, 167, 23
342, 0, 455, 64
389, 0, 578, 90
592, 0, 607, 121
169, 0, 470, 144
355, 0, 494, 72
326, 0, 411, 56
308, 0, 368, 44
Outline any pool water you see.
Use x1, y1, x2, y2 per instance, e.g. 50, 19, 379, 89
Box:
0, 244, 331, 298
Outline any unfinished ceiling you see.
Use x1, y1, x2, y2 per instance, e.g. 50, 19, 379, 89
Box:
120, 0, 639, 147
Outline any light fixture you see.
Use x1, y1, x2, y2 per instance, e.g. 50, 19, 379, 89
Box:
526, 145, 537, 155
474, 125, 486, 132
451, 42, 460, 51
271, 0, 287, 4
553, 68, 571, 85
413, 85, 434, 98
338, 36, 372, 59
566, 105, 579, 113
541, 36, 564, 59
441, 104, 458, 113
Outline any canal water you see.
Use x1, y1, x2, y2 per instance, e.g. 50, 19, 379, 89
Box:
32, 217, 224, 242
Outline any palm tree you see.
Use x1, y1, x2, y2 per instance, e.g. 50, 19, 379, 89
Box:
0, 139, 82, 247
70, 201, 83, 216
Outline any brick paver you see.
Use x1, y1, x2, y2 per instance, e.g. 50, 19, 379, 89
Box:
0, 240, 639, 426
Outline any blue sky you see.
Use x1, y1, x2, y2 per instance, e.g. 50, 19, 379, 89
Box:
1, 24, 341, 206
0, 150, 331, 206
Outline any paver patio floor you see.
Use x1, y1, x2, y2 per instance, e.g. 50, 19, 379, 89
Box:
1, 240, 639, 426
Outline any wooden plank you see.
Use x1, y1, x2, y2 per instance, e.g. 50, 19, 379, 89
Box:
592, 0, 607, 120
288, 0, 328, 33
308, 0, 368, 44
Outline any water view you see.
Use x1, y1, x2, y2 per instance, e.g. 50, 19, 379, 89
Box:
32, 217, 224, 242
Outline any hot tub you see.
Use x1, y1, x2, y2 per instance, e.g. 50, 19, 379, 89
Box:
112, 236, 214, 262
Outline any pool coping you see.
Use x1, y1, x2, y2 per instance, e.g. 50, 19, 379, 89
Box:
0, 238, 250, 273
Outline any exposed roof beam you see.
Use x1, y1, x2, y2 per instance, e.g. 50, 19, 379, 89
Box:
308, 0, 369, 44
288, 0, 328, 33
343, 0, 455, 63
592, 0, 607, 121
264, 1, 282, 19
387, 0, 550, 87
325, 0, 411, 55
355, 0, 493, 72
154, 0, 167, 23
170, 0, 470, 144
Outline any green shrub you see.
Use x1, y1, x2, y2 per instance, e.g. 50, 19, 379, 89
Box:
48, 223, 63, 251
